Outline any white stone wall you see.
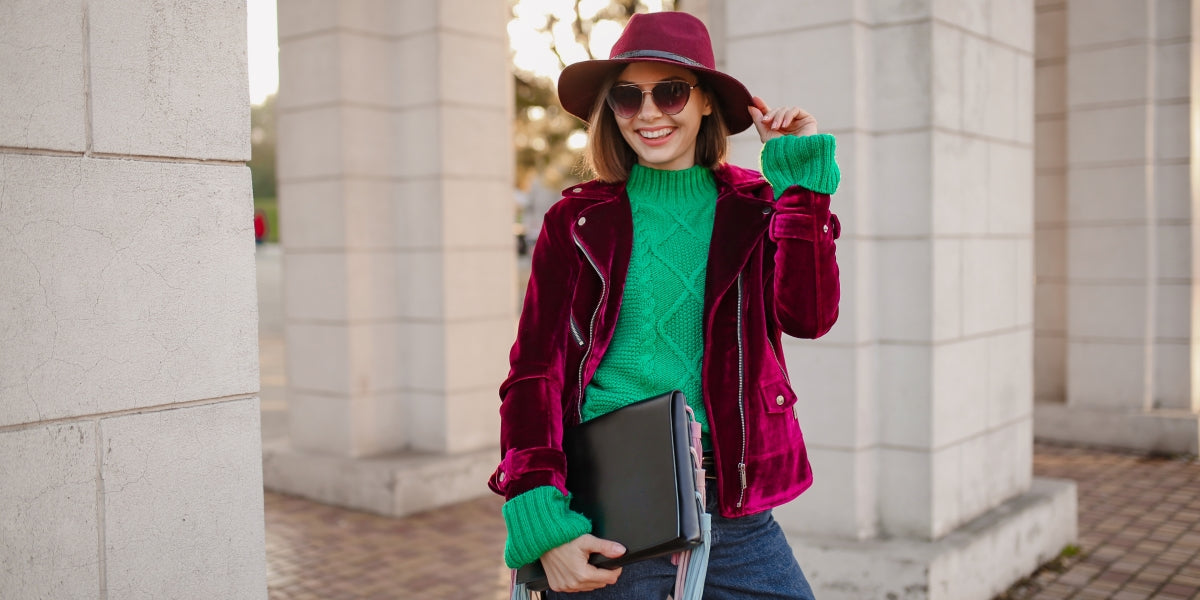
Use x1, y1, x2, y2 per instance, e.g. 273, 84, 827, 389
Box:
1034, 0, 1069, 405
1033, 0, 1198, 453
0, 0, 266, 598
1067, 0, 1191, 409
725, 0, 1035, 542
713, 4, 1077, 598
277, 0, 512, 458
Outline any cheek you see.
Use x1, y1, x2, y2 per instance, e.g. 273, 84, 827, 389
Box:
616, 125, 640, 147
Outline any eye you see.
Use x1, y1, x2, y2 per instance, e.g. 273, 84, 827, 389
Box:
662, 82, 689, 102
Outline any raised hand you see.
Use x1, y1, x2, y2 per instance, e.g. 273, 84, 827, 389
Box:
748, 95, 819, 142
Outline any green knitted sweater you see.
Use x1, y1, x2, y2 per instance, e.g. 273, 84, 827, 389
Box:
583, 163, 718, 439
501, 134, 839, 570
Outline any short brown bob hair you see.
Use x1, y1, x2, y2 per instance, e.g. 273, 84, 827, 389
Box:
583, 71, 730, 183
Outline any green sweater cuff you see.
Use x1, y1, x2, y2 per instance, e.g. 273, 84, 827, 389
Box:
502, 486, 593, 569
760, 134, 840, 198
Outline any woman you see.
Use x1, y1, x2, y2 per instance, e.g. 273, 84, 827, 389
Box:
489, 11, 841, 599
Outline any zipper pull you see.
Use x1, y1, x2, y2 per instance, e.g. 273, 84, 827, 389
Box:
736, 462, 748, 508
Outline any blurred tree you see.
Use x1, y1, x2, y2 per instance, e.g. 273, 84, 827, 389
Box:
250, 94, 277, 200
510, 0, 674, 190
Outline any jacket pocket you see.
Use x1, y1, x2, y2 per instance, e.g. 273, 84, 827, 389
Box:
568, 314, 586, 347
759, 377, 798, 415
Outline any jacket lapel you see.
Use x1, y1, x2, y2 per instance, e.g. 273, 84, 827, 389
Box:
570, 191, 633, 286
704, 177, 772, 314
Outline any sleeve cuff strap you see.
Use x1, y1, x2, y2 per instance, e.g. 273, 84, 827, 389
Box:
502, 486, 593, 569
760, 134, 841, 197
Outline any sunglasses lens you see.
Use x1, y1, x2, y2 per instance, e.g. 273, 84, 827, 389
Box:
652, 81, 691, 115
607, 86, 643, 118
606, 81, 694, 117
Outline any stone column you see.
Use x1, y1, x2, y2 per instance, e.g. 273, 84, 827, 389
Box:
1033, 0, 1070, 422
718, 2, 1076, 598
1034, 0, 1199, 454
0, 1, 265, 598
265, 0, 512, 515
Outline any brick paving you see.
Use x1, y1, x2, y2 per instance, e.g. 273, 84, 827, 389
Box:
1001, 444, 1200, 600
263, 444, 1199, 600
265, 490, 509, 600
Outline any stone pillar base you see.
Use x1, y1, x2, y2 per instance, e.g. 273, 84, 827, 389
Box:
262, 439, 497, 517
1034, 403, 1200, 455
789, 478, 1077, 600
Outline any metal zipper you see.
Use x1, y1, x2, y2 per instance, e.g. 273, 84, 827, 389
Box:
568, 315, 585, 347
736, 273, 748, 508
572, 232, 606, 424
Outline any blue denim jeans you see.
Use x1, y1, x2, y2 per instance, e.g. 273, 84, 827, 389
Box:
545, 481, 816, 600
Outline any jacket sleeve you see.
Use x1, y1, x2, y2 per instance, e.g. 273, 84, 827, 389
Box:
762, 135, 842, 339
488, 203, 578, 500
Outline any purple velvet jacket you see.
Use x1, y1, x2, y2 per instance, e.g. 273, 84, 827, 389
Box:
488, 162, 841, 518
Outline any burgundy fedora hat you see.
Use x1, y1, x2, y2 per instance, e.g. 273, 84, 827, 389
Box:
557, 11, 754, 134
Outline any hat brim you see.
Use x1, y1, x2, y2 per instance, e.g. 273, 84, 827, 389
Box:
557, 57, 755, 135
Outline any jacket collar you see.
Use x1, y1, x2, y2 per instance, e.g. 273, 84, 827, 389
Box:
561, 163, 769, 201
563, 163, 773, 307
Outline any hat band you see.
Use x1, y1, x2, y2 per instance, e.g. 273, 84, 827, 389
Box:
612, 49, 706, 69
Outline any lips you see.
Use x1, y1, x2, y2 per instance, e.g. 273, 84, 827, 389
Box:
637, 127, 675, 145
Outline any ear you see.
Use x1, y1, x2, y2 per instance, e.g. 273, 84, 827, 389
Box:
700, 91, 714, 117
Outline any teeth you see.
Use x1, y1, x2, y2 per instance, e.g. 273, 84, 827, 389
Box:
640, 129, 671, 139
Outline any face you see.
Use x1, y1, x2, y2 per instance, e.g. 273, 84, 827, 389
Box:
610, 62, 712, 171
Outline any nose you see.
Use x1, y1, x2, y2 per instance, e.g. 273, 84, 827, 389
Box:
637, 89, 662, 120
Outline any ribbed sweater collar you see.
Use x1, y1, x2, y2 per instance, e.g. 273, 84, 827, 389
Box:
626, 163, 718, 206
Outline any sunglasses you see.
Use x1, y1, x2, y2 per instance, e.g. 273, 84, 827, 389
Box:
605, 81, 700, 119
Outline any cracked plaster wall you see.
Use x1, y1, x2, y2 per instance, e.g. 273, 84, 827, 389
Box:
0, 0, 266, 597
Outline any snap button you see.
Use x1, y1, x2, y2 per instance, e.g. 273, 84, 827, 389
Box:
577, 217, 587, 226
498, 471, 506, 482
762, 207, 771, 215
573, 187, 582, 193
823, 224, 830, 233
775, 395, 785, 406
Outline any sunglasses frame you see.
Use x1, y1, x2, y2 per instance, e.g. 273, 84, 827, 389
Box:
605, 80, 701, 119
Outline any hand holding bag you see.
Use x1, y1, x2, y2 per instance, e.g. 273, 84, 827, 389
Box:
509, 391, 710, 597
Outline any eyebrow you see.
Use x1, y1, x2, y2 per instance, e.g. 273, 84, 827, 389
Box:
613, 75, 690, 85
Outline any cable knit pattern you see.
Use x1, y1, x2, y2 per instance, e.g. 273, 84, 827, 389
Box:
582, 164, 717, 438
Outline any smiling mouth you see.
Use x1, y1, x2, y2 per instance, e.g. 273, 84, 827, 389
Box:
638, 128, 674, 140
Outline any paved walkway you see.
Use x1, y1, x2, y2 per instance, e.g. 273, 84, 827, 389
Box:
262, 443, 1199, 600
1003, 445, 1200, 600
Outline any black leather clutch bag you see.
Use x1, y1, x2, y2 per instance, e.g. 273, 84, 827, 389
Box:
515, 390, 703, 592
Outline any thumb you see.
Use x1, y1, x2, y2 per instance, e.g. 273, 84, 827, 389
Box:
749, 95, 773, 141
748, 105, 770, 140
580, 535, 626, 559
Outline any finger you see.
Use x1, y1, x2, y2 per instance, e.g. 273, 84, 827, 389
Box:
595, 565, 622, 585
589, 538, 626, 559
772, 108, 787, 130
755, 97, 777, 126
770, 107, 793, 130
566, 565, 621, 592
748, 105, 771, 139
751, 95, 771, 115
779, 107, 803, 131
772, 107, 794, 130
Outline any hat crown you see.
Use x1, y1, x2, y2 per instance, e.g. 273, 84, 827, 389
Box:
608, 12, 715, 70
